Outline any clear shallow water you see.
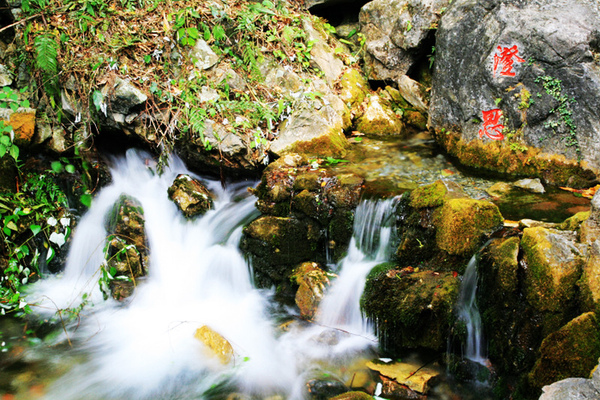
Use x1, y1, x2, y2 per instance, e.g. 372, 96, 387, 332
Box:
13, 150, 399, 400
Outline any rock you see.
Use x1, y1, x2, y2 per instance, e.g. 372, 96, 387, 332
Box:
302, 18, 344, 86
558, 211, 591, 232
362, 267, 460, 352
104, 194, 149, 300
366, 359, 442, 394
483, 236, 520, 295
521, 227, 583, 335
359, 0, 451, 81
433, 197, 503, 256
0, 154, 17, 192
106, 77, 148, 115
403, 110, 427, 131
329, 391, 373, 400
290, 262, 333, 320
581, 190, 600, 244
34, 121, 70, 153
513, 178, 545, 194
194, 325, 234, 364
540, 377, 600, 400
579, 240, 600, 314
167, 174, 214, 218
207, 65, 247, 91
198, 86, 220, 103
529, 312, 600, 390
190, 39, 219, 70
339, 68, 369, 117
306, 378, 348, 400
396, 75, 428, 114
271, 103, 349, 159
429, 0, 600, 186
0, 64, 13, 86
409, 179, 465, 209
0, 107, 36, 146
354, 94, 405, 136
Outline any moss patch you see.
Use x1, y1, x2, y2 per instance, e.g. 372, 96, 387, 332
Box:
434, 198, 503, 256
528, 312, 600, 390
409, 180, 448, 209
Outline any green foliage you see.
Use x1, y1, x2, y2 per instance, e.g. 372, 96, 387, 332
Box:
0, 171, 70, 315
534, 75, 580, 158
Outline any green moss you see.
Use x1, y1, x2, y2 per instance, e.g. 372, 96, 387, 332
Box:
435, 130, 598, 187
528, 312, 600, 390
486, 236, 520, 293
339, 68, 368, 109
434, 198, 503, 256
330, 391, 374, 400
557, 211, 590, 231
409, 180, 448, 209
288, 127, 349, 159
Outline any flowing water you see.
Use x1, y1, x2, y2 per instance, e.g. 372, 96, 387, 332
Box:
22, 150, 399, 400
456, 251, 486, 365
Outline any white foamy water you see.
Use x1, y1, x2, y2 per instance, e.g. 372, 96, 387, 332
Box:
27, 150, 399, 399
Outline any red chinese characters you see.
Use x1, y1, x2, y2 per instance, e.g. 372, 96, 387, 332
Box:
493, 45, 525, 77
478, 109, 504, 140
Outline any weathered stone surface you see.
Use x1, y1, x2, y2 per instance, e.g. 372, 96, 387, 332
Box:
339, 68, 369, 117
362, 266, 460, 352
167, 174, 214, 218
189, 39, 219, 70
302, 17, 344, 86
329, 391, 373, 400
359, 0, 451, 81
581, 190, 600, 244
513, 178, 545, 194
0, 64, 13, 86
290, 262, 333, 320
271, 103, 349, 159
0, 107, 36, 146
579, 240, 600, 314
521, 227, 584, 317
540, 377, 600, 400
366, 359, 442, 393
106, 77, 148, 115
429, 0, 600, 185
529, 312, 600, 390
396, 75, 428, 114
194, 325, 234, 364
354, 94, 404, 136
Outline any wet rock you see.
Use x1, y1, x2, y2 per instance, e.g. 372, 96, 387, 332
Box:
429, 0, 600, 186
403, 110, 427, 131
194, 325, 234, 364
290, 262, 333, 320
579, 240, 600, 314
557, 211, 591, 233
104, 194, 149, 300
580, 190, 600, 244
0, 64, 13, 86
408, 179, 465, 209
529, 312, 600, 390
329, 391, 373, 400
306, 378, 348, 400
483, 236, 520, 296
522, 227, 583, 314
486, 182, 513, 198
0, 154, 16, 192
167, 174, 214, 218
433, 197, 503, 256
366, 359, 443, 394
513, 178, 545, 194
34, 121, 69, 153
105, 77, 147, 115
362, 267, 460, 352
354, 94, 405, 136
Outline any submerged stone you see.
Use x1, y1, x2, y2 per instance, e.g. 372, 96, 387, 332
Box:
167, 174, 214, 218
529, 312, 600, 390
366, 359, 443, 394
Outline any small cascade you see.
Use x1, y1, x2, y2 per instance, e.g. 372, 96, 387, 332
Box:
27, 150, 400, 399
456, 252, 486, 365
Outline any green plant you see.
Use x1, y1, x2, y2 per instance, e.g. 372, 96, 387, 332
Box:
534, 75, 580, 158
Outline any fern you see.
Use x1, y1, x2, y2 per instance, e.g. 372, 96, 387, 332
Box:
34, 34, 58, 74
242, 42, 262, 81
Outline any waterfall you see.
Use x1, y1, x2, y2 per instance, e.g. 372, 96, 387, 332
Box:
27, 150, 399, 399
456, 252, 486, 365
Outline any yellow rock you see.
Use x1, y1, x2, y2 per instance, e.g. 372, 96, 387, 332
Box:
366, 360, 442, 393
194, 325, 234, 364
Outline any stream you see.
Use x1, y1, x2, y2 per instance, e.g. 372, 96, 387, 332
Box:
0, 136, 591, 399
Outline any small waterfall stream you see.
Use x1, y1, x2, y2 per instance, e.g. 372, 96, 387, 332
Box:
28, 150, 399, 400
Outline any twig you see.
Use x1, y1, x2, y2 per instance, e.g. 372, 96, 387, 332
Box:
0, 13, 43, 34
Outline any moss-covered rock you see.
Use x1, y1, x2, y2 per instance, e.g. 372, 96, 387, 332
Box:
104, 194, 149, 300
529, 312, 600, 390
484, 236, 520, 295
329, 391, 373, 400
433, 198, 503, 256
339, 68, 369, 116
167, 174, 214, 218
409, 180, 464, 209
362, 266, 460, 353
579, 240, 600, 314
354, 94, 405, 136
558, 211, 590, 232
521, 227, 583, 319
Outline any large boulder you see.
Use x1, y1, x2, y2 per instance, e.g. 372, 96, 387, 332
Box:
429, 0, 600, 186
529, 312, 600, 391
362, 265, 460, 352
359, 0, 451, 81
540, 357, 600, 400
